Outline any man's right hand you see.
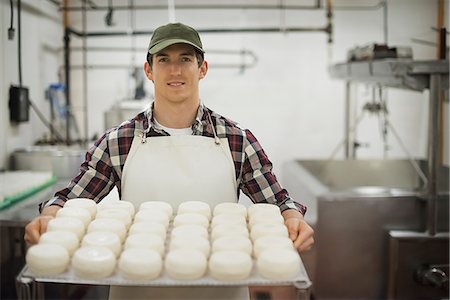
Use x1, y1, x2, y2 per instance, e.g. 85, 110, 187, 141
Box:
24, 206, 61, 246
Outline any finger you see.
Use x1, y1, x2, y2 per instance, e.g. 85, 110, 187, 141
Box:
285, 219, 300, 242
298, 236, 314, 253
39, 216, 52, 235
293, 222, 314, 250
24, 220, 41, 246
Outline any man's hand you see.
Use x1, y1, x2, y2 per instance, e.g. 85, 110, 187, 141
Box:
281, 209, 314, 252
24, 206, 61, 246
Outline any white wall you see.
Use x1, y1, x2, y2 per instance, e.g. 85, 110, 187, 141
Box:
1, 0, 448, 179
0, 0, 63, 169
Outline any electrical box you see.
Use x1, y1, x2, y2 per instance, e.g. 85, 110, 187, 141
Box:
9, 85, 29, 123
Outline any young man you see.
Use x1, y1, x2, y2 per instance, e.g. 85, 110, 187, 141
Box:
24, 23, 313, 299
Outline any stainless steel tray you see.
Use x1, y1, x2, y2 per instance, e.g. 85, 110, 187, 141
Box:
18, 259, 311, 289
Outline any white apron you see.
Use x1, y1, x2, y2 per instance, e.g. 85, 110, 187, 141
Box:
109, 130, 250, 300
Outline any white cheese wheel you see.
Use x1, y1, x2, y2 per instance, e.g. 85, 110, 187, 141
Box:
177, 201, 211, 220
211, 224, 249, 241
169, 235, 210, 257
72, 246, 116, 279
247, 203, 280, 218
211, 213, 247, 228
165, 249, 207, 280
134, 210, 170, 228
128, 222, 167, 240
171, 224, 209, 240
124, 233, 165, 257
173, 213, 209, 228
82, 231, 122, 257
209, 251, 253, 281
213, 202, 247, 218
139, 201, 173, 218
39, 230, 79, 256
118, 248, 162, 280
26, 244, 70, 276
47, 217, 85, 240
56, 207, 92, 228
248, 211, 284, 228
65, 198, 97, 219
253, 236, 295, 258
250, 223, 289, 241
212, 236, 253, 256
98, 201, 135, 217
257, 248, 300, 280
87, 218, 127, 243
96, 209, 132, 229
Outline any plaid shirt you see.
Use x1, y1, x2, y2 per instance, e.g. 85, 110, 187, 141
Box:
42, 103, 306, 215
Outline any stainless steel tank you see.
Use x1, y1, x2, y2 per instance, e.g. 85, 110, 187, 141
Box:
283, 159, 449, 299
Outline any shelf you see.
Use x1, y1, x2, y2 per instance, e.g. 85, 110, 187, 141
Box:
329, 59, 449, 91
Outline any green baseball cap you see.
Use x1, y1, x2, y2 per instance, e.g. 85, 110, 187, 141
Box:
148, 23, 205, 55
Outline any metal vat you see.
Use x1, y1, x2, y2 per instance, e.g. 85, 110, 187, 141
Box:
283, 159, 449, 299
11, 146, 86, 179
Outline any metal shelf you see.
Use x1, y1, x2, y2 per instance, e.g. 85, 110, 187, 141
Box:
329, 59, 449, 91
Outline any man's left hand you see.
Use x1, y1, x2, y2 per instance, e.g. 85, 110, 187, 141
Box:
281, 209, 314, 252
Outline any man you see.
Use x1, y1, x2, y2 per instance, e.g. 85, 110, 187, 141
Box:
24, 22, 313, 299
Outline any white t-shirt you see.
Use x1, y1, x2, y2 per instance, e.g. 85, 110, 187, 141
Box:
154, 118, 193, 136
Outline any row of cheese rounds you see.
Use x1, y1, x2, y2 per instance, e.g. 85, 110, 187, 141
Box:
26, 199, 300, 281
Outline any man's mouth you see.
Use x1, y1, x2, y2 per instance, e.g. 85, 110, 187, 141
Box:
167, 82, 184, 87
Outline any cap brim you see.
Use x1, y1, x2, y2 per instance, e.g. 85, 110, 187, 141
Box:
148, 38, 204, 54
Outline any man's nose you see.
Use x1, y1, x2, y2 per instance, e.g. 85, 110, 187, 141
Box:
169, 62, 182, 75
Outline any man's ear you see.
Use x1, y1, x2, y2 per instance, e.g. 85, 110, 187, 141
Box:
199, 61, 208, 79
144, 61, 153, 81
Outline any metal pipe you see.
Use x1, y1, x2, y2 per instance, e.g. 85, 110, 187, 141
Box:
344, 81, 351, 158
64, 27, 71, 145
82, 0, 88, 146
427, 74, 441, 236
66, 26, 329, 38
325, 0, 333, 43
58, 4, 324, 11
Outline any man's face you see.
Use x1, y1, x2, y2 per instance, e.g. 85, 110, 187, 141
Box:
144, 43, 207, 105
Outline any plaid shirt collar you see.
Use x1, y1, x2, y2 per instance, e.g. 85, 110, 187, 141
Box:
143, 101, 208, 136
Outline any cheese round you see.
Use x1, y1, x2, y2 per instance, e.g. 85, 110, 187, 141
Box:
82, 231, 122, 257
247, 204, 280, 218
165, 249, 207, 280
212, 236, 252, 256
257, 248, 300, 280
250, 223, 288, 241
139, 201, 173, 218
124, 233, 165, 257
169, 235, 210, 257
211, 213, 247, 228
213, 203, 247, 218
134, 210, 170, 228
177, 201, 211, 220
47, 217, 85, 240
128, 222, 167, 240
173, 213, 209, 228
26, 244, 70, 276
56, 207, 92, 228
39, 230, 79, 256
65, 198, 97, 219
253, 236, 295, 258
98, 201, 135, 218
118, 248, 162, 280
209, 251, 253, 281
87, 218, 127, 243
171, 224, 209, 240
96, 209, 132, 229
211, 224, 249, 241
72, 246, 116, 279
248, 211, 284, 228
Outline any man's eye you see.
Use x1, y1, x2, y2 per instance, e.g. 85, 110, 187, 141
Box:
158, 58, 168, 63
181, 57, 192, 62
